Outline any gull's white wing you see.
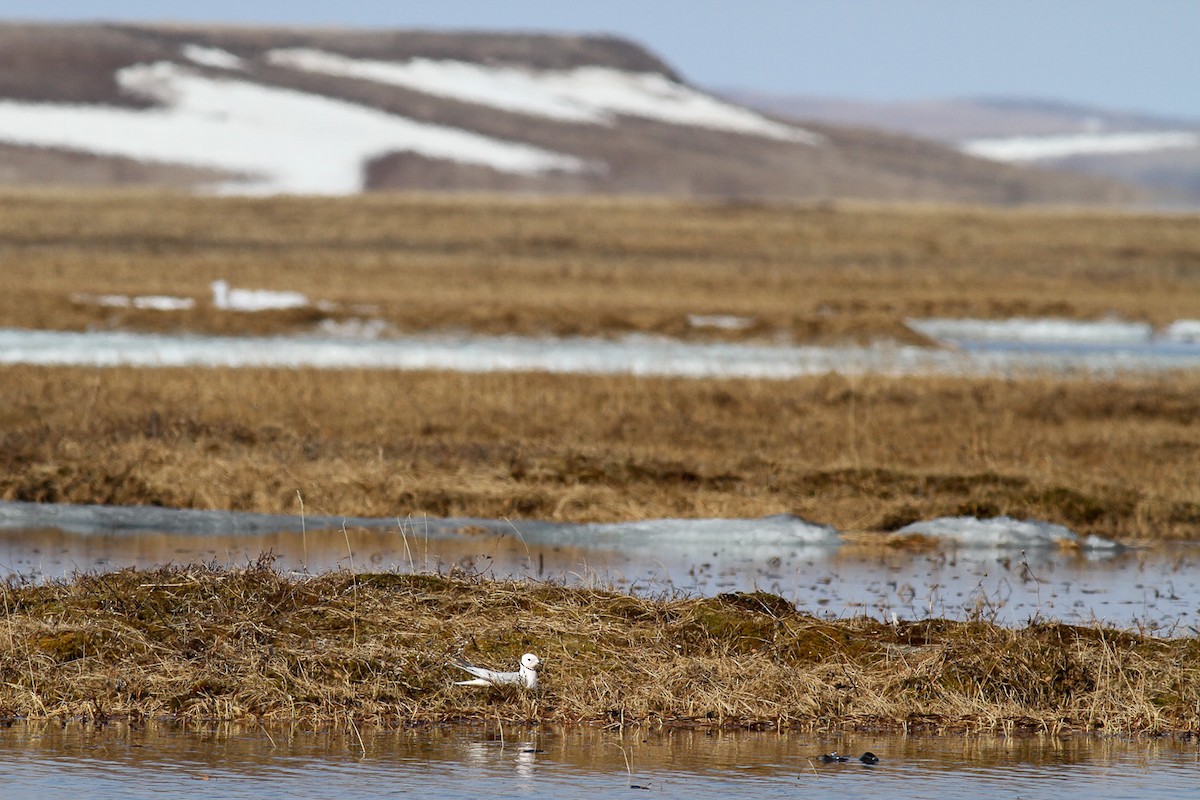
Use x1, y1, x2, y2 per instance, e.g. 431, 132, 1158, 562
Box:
453, 660, 522, 686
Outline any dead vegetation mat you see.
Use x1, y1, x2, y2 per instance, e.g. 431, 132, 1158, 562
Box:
1, 563, 1197, 733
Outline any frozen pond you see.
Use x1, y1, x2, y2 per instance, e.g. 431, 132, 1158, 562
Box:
3, 322, 1200, 377
1, 722, 1197, 800
2, 501, 1197, 635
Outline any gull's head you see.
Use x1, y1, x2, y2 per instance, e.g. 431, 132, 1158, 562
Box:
518, 653, 541, 689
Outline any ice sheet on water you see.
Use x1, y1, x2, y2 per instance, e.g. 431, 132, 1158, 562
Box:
3, 327, 1200, 375
314, 318, 394, 339
1164, 320, 1200, 343
0, 500, 351, 535
908, 317, 1154, 344
894, 515, 1120, 550
1, 502, 1123, 553
0, 502, 839, 555
518, 514, 841, 548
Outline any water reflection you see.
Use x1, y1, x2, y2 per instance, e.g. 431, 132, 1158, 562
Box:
0, 722, 1196, 800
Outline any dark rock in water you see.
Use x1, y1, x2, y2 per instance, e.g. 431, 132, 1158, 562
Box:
818, 751, 879, 764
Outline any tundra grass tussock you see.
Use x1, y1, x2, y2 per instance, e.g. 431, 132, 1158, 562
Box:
2, 365, 1197, 540
2, 563, 1197, 733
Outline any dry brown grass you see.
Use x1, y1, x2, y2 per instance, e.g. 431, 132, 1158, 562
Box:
3, 192, 1197, 733
1, 190, 1198, 341
1, 364, 1198, 541
0, 190, 1195, 537
1, 564, 1196, 733
1, 191, 1198, 538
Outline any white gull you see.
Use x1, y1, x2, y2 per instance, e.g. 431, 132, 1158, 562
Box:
453, 652, 541, 689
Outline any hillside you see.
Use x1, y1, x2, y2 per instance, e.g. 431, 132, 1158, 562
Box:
0, 22, 1138, 204
728, 91, 1200, 206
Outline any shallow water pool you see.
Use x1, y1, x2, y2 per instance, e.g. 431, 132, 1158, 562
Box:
1, 723, 1196, 800
2, 510, 1199, 635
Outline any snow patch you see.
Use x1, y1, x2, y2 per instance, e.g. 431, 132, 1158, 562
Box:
71, 292, 195, 311
1164, 320, 1200, 343
181, 44, 246, 71
314, 318, 394, 339
687, 314, 756, 330
266, 48, 819, 143
211, 280, 309, 311
0, 61, 588, 195
962, 130, 1200, 162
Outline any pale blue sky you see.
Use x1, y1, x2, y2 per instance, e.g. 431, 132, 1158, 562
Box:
11, 1, 1200, 120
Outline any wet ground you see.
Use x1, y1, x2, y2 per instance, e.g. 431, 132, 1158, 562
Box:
3, 504, 1198, 634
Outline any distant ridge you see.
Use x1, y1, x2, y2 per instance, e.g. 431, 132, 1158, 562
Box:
0, 22, 1139, 204
727, 89, 1200, 206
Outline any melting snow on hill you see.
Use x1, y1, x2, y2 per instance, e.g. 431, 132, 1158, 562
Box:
962, 130, 1200, 162
0, 60, 587, 194
0, 41, 817, 195
181, 44, 247, 71
265, 48, 818, 143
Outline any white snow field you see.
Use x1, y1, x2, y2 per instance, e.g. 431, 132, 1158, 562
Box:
0, 60, 588, 194
0, 41, 820, 195
265, 48, 819, 142
962, 130, 1200, 162
181, 44, 247, 71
